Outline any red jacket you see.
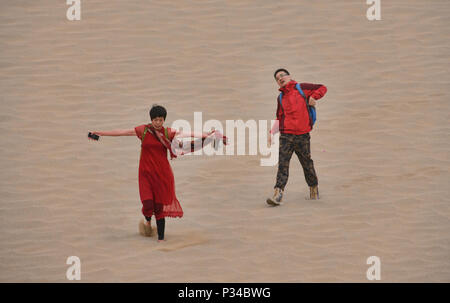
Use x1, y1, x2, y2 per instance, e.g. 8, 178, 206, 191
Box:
274, 80, 327, 135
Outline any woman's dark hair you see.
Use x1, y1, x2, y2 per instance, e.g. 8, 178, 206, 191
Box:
274, 68, 290, 79
149, 104, 167, 120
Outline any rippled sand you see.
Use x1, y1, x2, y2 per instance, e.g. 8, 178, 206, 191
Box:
1, 0, 449, 282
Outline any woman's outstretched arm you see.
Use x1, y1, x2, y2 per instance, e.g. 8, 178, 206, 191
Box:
175, 130, 209, 139
89, 129, 135, 139
174, 129, 228, 145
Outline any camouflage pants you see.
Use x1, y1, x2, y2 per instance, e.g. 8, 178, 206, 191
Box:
275, 132, 318, 190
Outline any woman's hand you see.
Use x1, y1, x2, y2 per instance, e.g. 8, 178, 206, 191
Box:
209, 129, 229, 145
309, 98, 317, 107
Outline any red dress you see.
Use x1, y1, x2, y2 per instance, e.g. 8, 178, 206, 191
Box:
134, 124, 183, 219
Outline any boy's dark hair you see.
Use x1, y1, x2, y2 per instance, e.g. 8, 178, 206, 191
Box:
274, 68, 290, 79
149, 104, 167, 120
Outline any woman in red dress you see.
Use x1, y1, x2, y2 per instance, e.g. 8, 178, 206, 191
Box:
89, 105, 226, 242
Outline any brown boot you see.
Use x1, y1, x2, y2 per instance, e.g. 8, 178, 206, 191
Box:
266, 187, 283, 206
310, 185, 319, 200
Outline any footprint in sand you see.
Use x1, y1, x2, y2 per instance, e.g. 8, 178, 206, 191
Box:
155, 233, 209, 252
138, 220, 209, 251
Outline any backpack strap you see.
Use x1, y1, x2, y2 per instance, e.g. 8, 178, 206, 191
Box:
278, 92, 283, 106
295, 83, 307, 101
141, 124, 170, 142
142, 125, 149, 142
296, 83, 316, 127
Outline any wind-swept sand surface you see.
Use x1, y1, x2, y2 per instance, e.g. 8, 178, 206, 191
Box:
1, 0, 449, 282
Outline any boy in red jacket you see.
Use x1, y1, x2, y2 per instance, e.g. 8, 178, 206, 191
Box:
267, 68, 327, 206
